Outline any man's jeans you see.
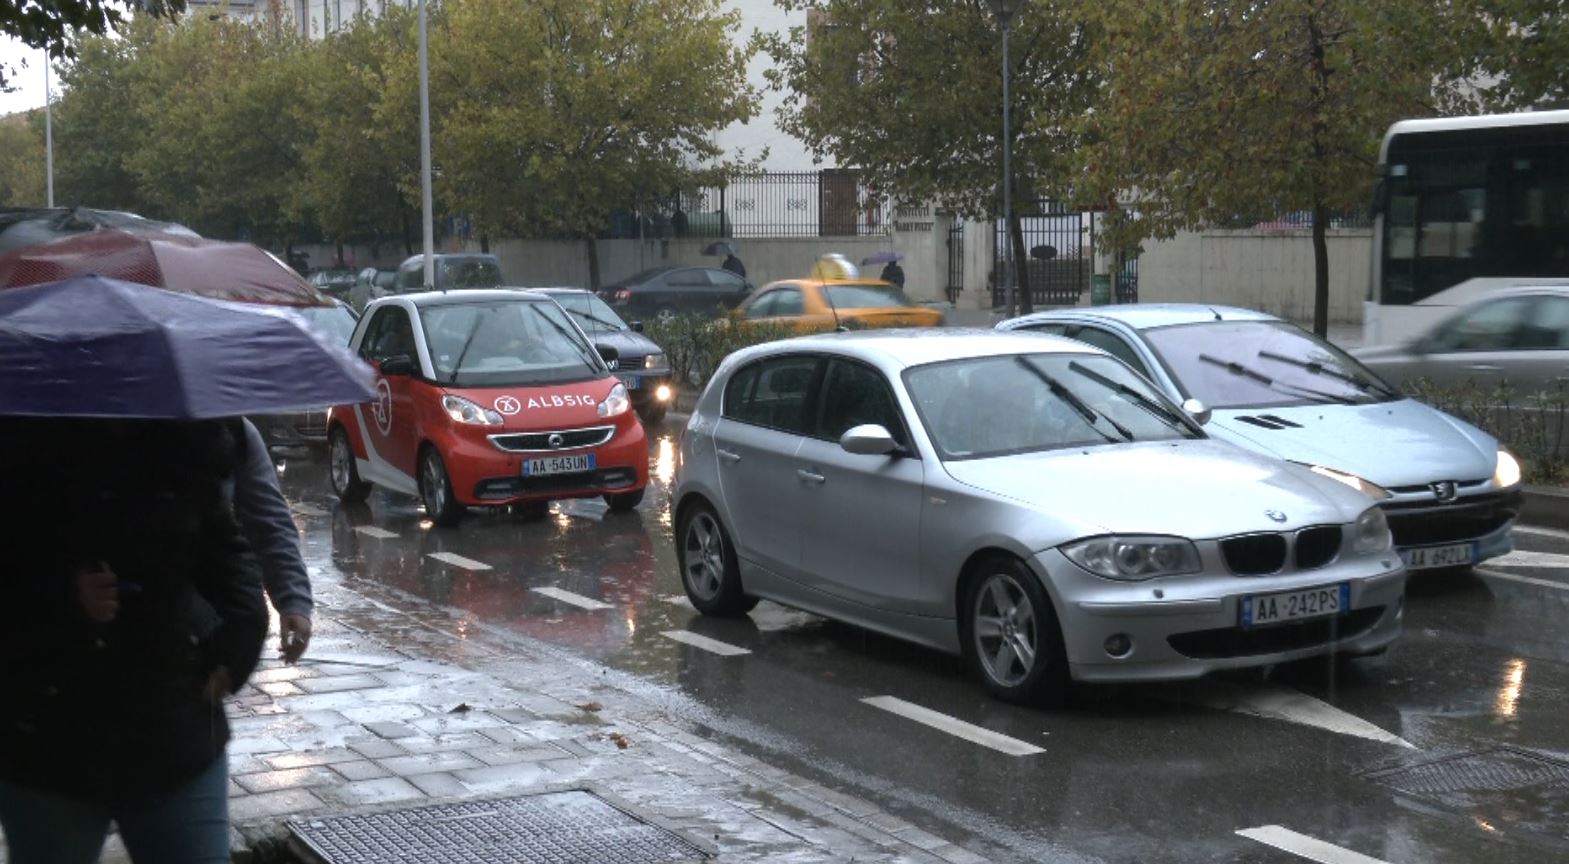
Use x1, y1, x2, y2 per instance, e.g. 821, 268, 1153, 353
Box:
0, 754, 229, 864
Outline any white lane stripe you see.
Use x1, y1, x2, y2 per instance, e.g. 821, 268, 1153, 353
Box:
354, 526, 398, 539
1514, 524, 1569, 541
1485, 549, 1569, 569
533, 586, 612, 610
660, 630, 750, 656
292, 503, 327, 517
1477, 567, 1569, 592
426, 552, 492, 571
1198, 683, 1415, 749
661, 594, 695, 608
860, 696, 1045, 757
1237, 826, 1391, 864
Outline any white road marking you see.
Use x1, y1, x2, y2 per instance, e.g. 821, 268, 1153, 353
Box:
1514, 524, 1569, 541
860, 696, 1045, 757
1477, 567, 1569, 592
532, 586, 612, 610
660, 630, 751, 656
353, 526, 399, 539
425, 552, 492, 571
1484, 549, 1569, 569
1197, 683, 1415, 749
1237, 825, 1391, 864
291, 503, 327, 517
661, 594, 697, 610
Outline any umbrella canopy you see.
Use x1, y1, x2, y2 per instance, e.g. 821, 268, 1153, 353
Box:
0, 276, 375, 419
0, 229, 330, 307
701, 240, 736, 257
0, 207, 198, 253
860, 251, 904, 266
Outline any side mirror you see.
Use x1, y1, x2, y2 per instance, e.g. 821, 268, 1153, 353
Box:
840, 424, 900, 456
630, 320, 645, 333
380, 355, 416, 377
1181, 398, 1212, 426
597, 345, 620, 367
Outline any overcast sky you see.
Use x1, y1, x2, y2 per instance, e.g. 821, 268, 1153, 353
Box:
1, 38, 52, 116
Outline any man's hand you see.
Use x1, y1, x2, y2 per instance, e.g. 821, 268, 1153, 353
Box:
76, 563, 119, 624
279, 613, 312, 664
203, 666, 233, 704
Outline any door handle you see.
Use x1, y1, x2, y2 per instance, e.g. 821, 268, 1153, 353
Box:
717, 449, 741, 464
796, 468, 826, 485
1466, 364, 1501, 372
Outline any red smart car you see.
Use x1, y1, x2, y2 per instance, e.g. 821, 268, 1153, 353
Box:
327, 290, 649, 525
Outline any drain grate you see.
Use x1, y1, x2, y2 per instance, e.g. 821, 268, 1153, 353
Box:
289, 790, 709, 864
1364, 747, 1569, 799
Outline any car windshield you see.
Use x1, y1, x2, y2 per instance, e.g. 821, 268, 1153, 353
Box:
904, 353, 1201, 460
823, 282, 915, 309
1142, 320, 1399, 409
548, 292, 629, 332
296, 305, 357, 345
420, 300, 603, 387
439, 259, 503, 288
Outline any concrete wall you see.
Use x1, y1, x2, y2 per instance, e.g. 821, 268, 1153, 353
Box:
1136, 228, 1373, 324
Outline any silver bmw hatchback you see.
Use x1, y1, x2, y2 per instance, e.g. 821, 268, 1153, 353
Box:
673, 330, 1407, 704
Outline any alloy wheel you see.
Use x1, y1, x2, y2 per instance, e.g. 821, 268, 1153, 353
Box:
683, 512, 726, 602
330, 434, 353, 493
973, 572, 1039, 687
422, 453, 449, 517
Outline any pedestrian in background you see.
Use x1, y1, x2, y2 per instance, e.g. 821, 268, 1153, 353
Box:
723, 251, 746, 278
0, 417, 268, 864
880, 260, 906, 290
233, 418, 313, 663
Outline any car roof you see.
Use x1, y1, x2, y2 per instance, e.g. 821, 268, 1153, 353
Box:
391, 289, 550, 307
743, 328, 1099, 370
523, 286, 590, 295
1008, 303, 1282, 331
397, 253, 501, 268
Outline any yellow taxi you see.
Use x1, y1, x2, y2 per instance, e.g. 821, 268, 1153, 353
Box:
733, 254, 946, 332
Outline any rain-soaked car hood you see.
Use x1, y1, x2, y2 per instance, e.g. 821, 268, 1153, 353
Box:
942, 439, 1371, 540
1205, 398, 1498, 487
578, 328, 662, 363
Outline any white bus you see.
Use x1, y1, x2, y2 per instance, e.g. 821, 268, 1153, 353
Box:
1364, 109, 1569, 347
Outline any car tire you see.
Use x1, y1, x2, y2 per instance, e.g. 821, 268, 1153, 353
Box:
604, 489, 644, 512
328, 427, 371, 504
961, 557, 1070, 706
677, 502, 758, 617
418, 446, 464, 527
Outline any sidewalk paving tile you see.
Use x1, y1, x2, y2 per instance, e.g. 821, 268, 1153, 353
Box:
346, 737, 408, 759
395, 731, 495, 754
234, 766, 340, 794
265, 747, 362, 770
464, 744, 574, 767
379, 751, 484, 776
341, 703, 428, 724
363, 720, 418, 739
324, 777, 424, 807
450, 761, 557, 793
329, 760, 394, 782
229, 788, 324, 822
407, 772, 470, 797
255, 681, 304, 697
294, 673, 385, 694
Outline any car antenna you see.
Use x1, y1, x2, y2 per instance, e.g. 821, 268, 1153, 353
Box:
824, 284, 845, 332
1209, 307, 1223, 321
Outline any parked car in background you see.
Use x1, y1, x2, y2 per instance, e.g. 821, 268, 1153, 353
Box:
599, 265, 752, 321
1355, 287, 1569, 394
350, 266, 398, 311
251, 300, 360, 447
393, 253, 505, 293
327, 290, 648, 526
735, 278, 944, 332
309, 267, 357, 300
999, 305, 1523, 573
673, 330, 1405, 704
528, 287, 675, 424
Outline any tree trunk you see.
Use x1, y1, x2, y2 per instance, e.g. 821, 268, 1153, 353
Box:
584, 234, 602, 291
480, 233, 490, 254
1010, 211, 1032, 315
1312, 200, 1330, 337
401, 208, 414, 257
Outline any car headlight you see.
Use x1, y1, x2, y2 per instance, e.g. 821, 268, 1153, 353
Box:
1309, 465, 1392, 500
1061, 536, 1201, 581
645, 353, 667, 370
442, 394, 503, 426
1351, 506, 1392, 555
1494, 449, 1522, 488
597, 383, 631, 418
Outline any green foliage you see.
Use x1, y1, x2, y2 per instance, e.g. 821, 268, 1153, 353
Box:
1451, 0, 1569, 111
0, 0, 183, 89
643, 314, 798, 389
0, 110, 46, 206
1405, 378, 1569, 484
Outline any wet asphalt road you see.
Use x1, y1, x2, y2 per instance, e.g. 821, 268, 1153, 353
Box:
275, 426, 1569, 864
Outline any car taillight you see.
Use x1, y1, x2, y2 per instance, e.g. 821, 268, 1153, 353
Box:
613, 289, 631, 303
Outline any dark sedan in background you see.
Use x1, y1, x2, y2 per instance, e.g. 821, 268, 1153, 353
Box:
599, 265, 752, 321
251, 300, 359, 447
531, 287, 675, 423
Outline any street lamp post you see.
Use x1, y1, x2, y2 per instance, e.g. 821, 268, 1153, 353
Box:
417, 0, 435, 288
987, 0, 1020, 317
44, 53, 53, 208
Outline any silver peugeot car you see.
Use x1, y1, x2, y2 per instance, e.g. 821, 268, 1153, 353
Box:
999, 305, 1524, 573
673, 330, 1406, 704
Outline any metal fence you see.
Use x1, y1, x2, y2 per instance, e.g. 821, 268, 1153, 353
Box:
609, 171, 894, 240
946, 223, 964, 301
991, 200, 1091, 307
1220, 209, 1374, 231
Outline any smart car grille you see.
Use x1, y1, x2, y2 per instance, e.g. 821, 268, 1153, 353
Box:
474, 468, 639, 500
1383, 492, 1520, 547
1167, 606, 1385, 659
1221, 533, 1287, 576
1295, 526, 1342, 570
489, 426, 615, 453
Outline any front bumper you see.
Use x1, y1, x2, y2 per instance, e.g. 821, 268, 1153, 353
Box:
617, 370, 675, 408
1382, 489, 1521, 563
444, 419, 649, 506
1037, 549, 1406, 683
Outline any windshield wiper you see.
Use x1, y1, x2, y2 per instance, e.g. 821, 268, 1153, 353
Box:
1198, 353, 1357, 405
447, 315, 488, 384
1067, 361, 1199, 435
1015, 356, 1133, 443
1256, 350, 1399, 398
538, 309, 602, 367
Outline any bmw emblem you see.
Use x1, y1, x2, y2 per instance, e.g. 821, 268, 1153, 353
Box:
1265, 510, 1287, 523
547, 433, 565, 449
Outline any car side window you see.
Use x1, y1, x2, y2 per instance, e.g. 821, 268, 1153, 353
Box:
362, 307, 417, 363
772, 287, 804, 317
707, 269, 747, 291
1429, 297, 1534, 352
722, 355, 820, 434
744, 291, 779, 320
1069, 326, 1151, 377
396, 265, 422, 291
1020, 322, 1069, 336
669, 269, 709, 288
1517, 296, 1569, 349
814, 359, 908, 447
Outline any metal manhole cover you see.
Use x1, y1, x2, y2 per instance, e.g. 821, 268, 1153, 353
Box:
1363, 747, 1569, 842
289, 790, 709, 864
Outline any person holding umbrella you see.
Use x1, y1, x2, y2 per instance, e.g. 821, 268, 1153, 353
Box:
704, 240, 745, 278
0, 276, 376, 863
863, 251, 905, 290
